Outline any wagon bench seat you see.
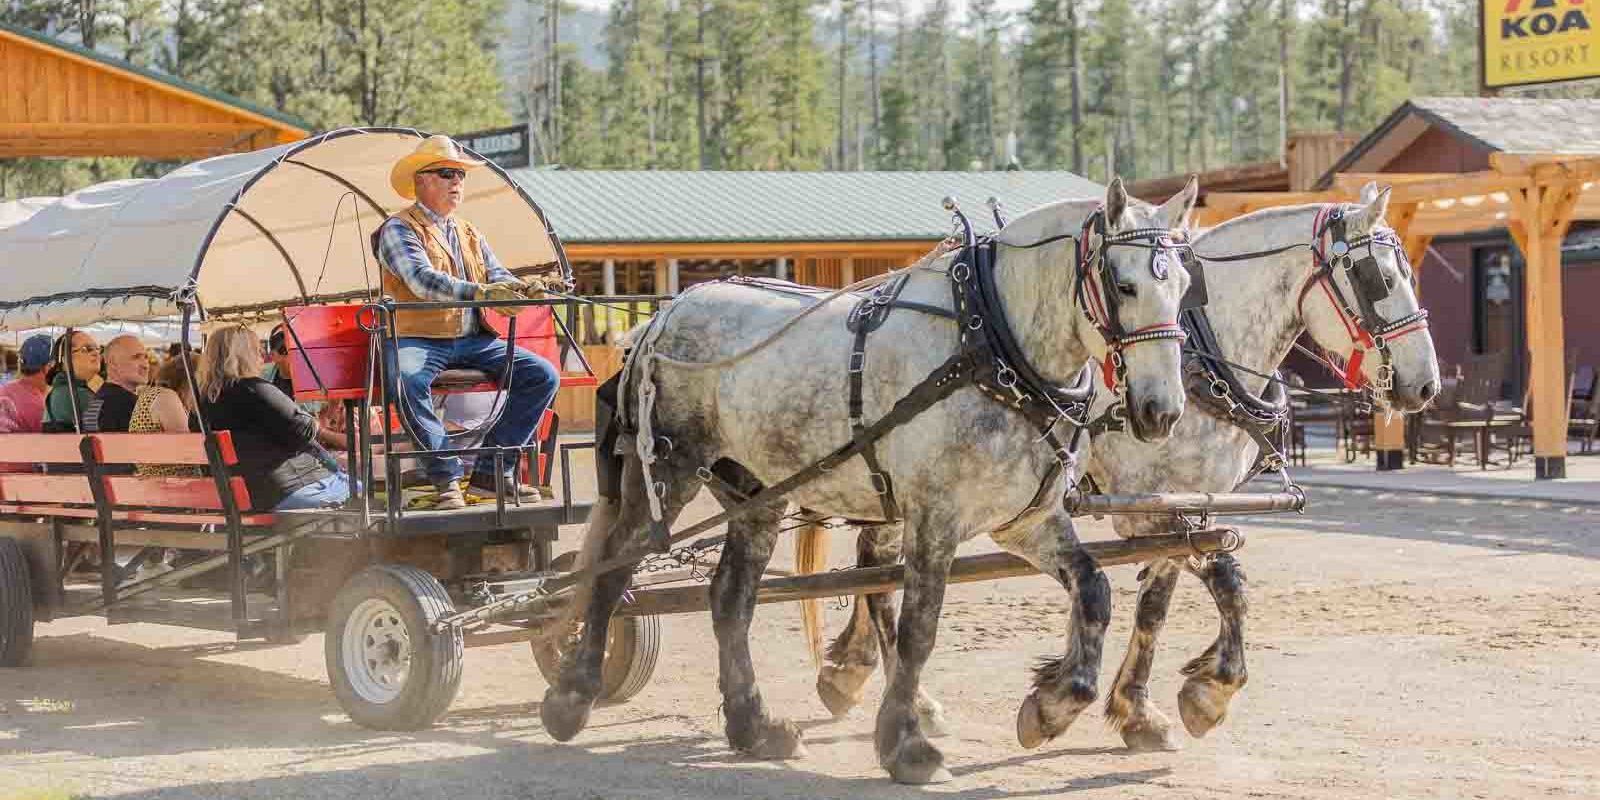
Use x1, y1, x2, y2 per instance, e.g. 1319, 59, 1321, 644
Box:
0, 432, 274, 525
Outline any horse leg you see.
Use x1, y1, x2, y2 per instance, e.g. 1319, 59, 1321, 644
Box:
874, 514, 956, 784
1177, 552, 1248, 738
814, 530, 882, 717
1104, 557, 1183, 751
540, 455, 697, 741
1015, 515, 1113, 749
705, 475, 806, 759
816, 526, 948, 734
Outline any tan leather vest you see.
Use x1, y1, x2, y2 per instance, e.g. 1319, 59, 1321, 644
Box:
380, 205, 490, 338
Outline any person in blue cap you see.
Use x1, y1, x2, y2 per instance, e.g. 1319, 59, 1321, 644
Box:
0, 334, 56, 433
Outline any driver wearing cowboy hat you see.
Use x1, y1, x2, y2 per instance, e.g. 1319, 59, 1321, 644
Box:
375, 135, 560, 510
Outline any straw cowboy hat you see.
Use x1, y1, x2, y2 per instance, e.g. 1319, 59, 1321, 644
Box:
389, 134, 486, 200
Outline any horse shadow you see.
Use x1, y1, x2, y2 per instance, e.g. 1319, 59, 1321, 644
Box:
88, 732, 1175, 800
9, 632, 1175, 797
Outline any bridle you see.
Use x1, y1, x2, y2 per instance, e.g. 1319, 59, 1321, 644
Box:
1008, 206, 1192, 391
1296, 204, 1430, 402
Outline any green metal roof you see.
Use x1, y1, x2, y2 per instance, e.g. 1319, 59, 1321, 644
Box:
0, 19, 311, 133
507, 169, 1104, 243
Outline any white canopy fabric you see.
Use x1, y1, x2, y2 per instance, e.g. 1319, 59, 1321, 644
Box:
0, 128, 564, 332
0, 197, 57, 230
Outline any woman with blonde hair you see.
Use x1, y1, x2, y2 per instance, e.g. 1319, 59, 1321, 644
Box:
129, 353, 201, 476
196, 325, 350, 510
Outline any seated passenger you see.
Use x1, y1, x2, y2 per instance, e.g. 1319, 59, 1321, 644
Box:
43, 330, 102, 432
377, 135, 559, 510
0, 334, 55, 434
84, 334, 149, 433
262, 323, 351, 453
196, 325, 351, 511
130, 354, 202, 477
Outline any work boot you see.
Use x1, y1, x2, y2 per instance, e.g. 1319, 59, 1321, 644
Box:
432, 484, 466, 510
466, 475, 541, 503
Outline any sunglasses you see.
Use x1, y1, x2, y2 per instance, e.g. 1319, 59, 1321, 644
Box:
420, 167, 467, 182
70, 345, 100, 355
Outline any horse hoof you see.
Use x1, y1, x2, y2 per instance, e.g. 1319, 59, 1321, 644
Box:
1120, 719, 1181, 752
1016, 692, 1052, 750
744, 719, 808, 760
886, 736, 951, 784
1177, 678, 1231, 739
815, 666, 864, 718
540, 688, 593, 742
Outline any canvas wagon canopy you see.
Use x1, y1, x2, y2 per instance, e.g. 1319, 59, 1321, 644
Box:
0, 128, 564, 332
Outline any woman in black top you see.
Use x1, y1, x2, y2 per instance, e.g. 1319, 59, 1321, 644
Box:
196, 325, 351, 511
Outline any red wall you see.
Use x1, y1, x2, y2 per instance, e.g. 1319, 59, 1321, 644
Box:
1382, 126, 1493, 174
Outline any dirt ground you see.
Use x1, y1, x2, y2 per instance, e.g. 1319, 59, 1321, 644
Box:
4, 485, 1599, 799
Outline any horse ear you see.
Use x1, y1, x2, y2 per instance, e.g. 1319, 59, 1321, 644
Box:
1353, 184, 1392, 231
1104, 176, 1129, 229
1359, 181, 1381, 205
1156, 174, 1199, 229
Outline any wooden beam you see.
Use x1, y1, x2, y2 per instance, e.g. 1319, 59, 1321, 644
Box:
1202, 191, 1338, 213
462, 528, 1243, 645
1510, 182, 1577, 476
1333, 171, 1531, 206
1490, 152, 1600, 176
1403, 235, 1432, 277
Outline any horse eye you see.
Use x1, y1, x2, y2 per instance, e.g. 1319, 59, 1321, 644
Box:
1117, 282, 1137, 297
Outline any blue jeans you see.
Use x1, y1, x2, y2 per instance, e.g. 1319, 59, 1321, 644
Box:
275, 471, 353, 510
385, 334, 560, 488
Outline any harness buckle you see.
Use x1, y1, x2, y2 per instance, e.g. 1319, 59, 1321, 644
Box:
951, 262, 971, 282
695, 466, 714, 483
996, 365, 1018, 388
848, 351, 866, 373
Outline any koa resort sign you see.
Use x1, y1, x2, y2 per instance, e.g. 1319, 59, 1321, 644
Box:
1484, 0, 1599, 89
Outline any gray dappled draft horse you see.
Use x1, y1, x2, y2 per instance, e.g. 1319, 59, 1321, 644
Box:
540, 178, 1199, 783
814, 182, 1443, 754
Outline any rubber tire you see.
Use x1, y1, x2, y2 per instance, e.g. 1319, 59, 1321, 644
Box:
0, 537, 34, 667
325, 564, 463, 730
531, 552, 660, 704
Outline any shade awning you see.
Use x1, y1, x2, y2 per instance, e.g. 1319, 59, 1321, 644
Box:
0, 127, 564, 331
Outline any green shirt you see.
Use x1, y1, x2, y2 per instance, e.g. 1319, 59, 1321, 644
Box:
43, 371, 96, 430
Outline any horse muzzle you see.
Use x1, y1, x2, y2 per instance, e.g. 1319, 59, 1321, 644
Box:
1128, 394, 1184, 442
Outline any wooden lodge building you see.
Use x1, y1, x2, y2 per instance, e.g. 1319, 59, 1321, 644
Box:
509, 169, 1102, 298
1132, 99, 1600, 403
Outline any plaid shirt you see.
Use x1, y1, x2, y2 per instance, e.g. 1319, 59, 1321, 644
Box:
376, 204, 516, 336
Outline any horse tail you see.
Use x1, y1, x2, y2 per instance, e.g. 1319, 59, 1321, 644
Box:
793, 512, 831, 668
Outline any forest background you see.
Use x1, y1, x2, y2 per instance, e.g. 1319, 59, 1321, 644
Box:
0, 1, 1575, 199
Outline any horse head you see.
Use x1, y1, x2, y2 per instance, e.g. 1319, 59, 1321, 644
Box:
1088, 176, 1197, 441
1299, 183, 1441, 413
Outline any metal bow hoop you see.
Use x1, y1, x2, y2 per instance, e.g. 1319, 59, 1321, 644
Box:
1296, 205, 1431, 402
1075, 209, 1190, 390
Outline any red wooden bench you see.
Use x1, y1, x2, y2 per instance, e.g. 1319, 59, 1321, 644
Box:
0, 431, 267, 619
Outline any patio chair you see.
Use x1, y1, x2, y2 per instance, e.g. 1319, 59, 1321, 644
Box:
1571, 390, 1600, 454
1411, 354, 1515, 468
1499, 350, 1580, 464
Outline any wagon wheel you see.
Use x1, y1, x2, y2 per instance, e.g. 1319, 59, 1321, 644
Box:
325, 564, 463, 730
0, 537, 35, 668
531, 552, 661, 704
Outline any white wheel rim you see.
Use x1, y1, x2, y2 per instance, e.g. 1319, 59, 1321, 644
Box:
343, 598, 412, 704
